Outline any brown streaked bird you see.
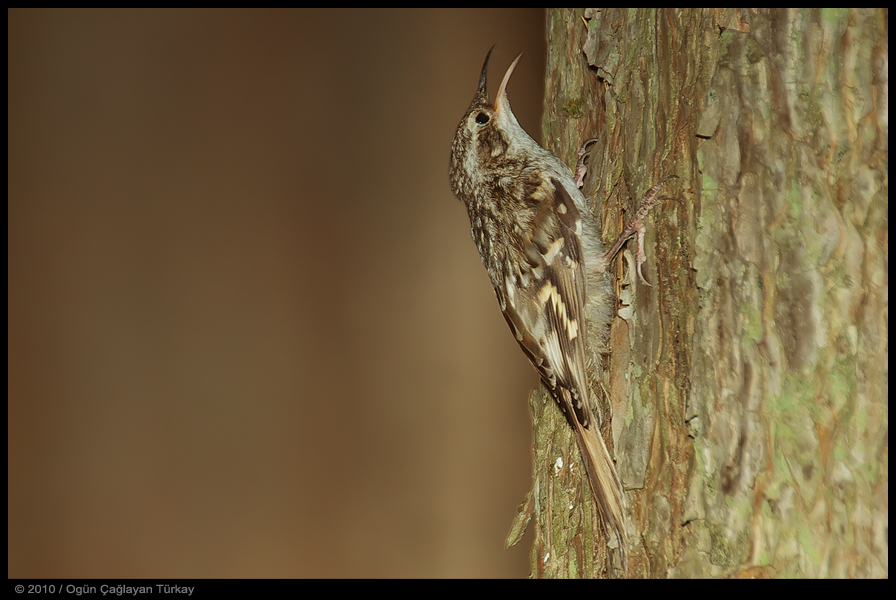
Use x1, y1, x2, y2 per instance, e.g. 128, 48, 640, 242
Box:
449, 47, 629, 563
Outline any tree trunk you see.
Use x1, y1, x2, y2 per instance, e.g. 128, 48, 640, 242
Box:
517, 8, 887, 578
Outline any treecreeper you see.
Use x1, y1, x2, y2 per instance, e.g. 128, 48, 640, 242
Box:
449, 48, 672, 568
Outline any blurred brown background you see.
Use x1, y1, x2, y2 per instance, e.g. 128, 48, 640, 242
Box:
8, 8, 547, 577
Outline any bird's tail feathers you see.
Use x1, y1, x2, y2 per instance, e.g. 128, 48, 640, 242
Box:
573, 417, 627, 568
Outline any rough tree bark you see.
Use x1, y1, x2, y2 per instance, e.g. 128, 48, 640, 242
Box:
509, 8, 888, 578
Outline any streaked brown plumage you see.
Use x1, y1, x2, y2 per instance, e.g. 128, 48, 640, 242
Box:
449, 48, 627, 562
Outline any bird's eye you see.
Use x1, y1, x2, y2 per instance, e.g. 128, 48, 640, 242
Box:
475, 112, 490, 125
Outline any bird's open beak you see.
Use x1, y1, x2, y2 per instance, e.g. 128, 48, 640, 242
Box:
494, 53, 523, 113
476, 46, 494, 104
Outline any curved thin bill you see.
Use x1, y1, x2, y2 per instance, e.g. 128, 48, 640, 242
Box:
494, 53, 523, 112
477, 46, 496, 101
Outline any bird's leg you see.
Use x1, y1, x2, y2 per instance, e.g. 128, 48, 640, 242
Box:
596, 176, 675, 285
574, 138, 599, 189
